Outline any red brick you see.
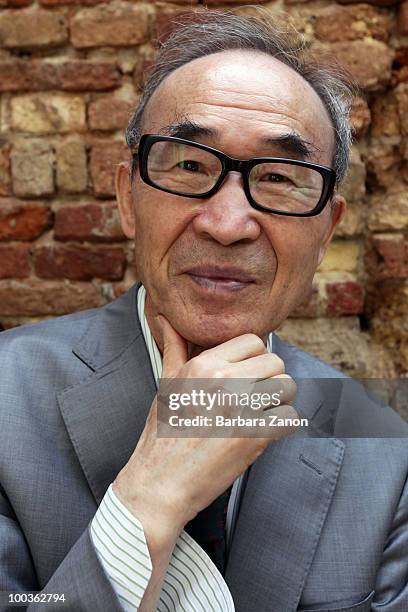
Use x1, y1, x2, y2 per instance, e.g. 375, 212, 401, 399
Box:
368, 233, 408, 279
70, 3, 149, 49
337, 0, 399, 6
90, 142, 130, 198
54, 202, 126, 242
319, 40, 394, 91
0, 0, 32, 7
326, 280, 364, 315
315, 5, 393, 43
392, 48, 408, 85
154, 9, 197, 43
33, 245, 126, 281
0, 279, 104, 315
0, 201, 52, 240
0, 244, 30, 278
40, 0, 104, 5
0, 9, 68, 49
88, 96, 134, 131
398, 1, 408, 35
161, 0, 268, 3
0, 144, 11, 197
290, 284, 325, 318
0, 61, 120, 93
350, 96, 371, 139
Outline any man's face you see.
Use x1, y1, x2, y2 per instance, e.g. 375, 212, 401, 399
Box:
117, 50, 345, 348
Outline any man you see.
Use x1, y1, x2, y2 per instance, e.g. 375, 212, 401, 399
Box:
0, 9, 407, 612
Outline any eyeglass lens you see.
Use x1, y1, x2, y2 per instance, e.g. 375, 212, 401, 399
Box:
147, 140, 324, 213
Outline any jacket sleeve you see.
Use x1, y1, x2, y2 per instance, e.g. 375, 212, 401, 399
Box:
372, 471, 408, 610
0, 487, 124, 612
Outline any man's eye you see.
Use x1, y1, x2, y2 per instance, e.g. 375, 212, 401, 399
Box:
177, 160, 200, 172
260, 173, 288, 183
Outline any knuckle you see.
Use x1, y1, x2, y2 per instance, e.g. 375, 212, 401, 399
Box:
250, 335, 266, 352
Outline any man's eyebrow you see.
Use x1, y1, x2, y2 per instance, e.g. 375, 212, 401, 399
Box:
159, 119, 217, 141
261, 133, 319, 160
157, 121, 320, 160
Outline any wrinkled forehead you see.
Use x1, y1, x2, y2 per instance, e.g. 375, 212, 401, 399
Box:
141, 50, 335, 165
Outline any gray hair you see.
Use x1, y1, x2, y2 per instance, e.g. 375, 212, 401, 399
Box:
126, 8, 356, 185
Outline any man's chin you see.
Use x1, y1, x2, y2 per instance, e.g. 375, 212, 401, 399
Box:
175, 318, 268, 350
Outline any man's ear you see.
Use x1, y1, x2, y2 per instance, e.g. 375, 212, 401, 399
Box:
317, 194, 347, 266
115, 161, 135, 239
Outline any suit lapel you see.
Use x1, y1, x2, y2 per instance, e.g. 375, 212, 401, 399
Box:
57, 283, 157, 505
225, 333, 346, 611
225, 436, 345, 612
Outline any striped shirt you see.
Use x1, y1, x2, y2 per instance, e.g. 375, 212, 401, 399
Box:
90, 284, 273, 611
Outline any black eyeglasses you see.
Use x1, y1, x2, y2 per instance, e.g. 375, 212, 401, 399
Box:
136, 134, 336, 217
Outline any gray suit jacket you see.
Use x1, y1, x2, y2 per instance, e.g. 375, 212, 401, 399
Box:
0, 283, 407, 612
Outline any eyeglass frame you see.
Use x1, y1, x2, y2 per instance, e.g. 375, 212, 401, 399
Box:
134, 133, 337, 217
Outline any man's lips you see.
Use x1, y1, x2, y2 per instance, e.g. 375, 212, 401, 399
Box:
184, 265, 255, 292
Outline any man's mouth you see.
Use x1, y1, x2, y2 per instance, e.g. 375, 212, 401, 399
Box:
184, 265, 255, 293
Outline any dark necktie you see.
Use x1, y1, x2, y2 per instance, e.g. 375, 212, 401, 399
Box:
184, 486, 232, 576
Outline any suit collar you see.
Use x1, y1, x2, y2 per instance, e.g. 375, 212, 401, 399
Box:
71, 282, 142, 372
58, 282, 158, 504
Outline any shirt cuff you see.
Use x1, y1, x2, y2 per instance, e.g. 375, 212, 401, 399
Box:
90, 484, 152, 611
91, 484, 235, 612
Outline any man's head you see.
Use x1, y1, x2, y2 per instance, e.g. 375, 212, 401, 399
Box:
116, 9, 354, 349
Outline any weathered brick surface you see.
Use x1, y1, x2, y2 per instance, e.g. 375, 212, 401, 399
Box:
0, 244, 30, 278
0, 1, 33, 7
326, 279, 364, 315
318, 40, 394, 90
398, 1, 408, 34
0, 0, 406, 375
315, 5, 393, 43
11, 141, 54, 197
369, 280, 408, 373
369, 190, 408, 231
0, 144, 11, 197
0, 279, 104, 315
10, 93, 86, 134
54, 202, 125, 242
56, 140, 88, 193
90, 141, 129, 198
0, 61, 121, 92
350, 96, 371, 139
88, 96, 134, 131
340, 148, 366, 204
33, 245, 126, 280
318, 241, 360, 273
70, 3, 150, 48
0, 200, 52, 240
40, 0, 105, 5
392, 47, 408, 85
366, 233, 408, 279
0, 10, 68, 49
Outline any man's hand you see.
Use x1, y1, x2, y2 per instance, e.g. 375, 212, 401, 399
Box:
112, 316, 298, 610
113, 316, 298, 543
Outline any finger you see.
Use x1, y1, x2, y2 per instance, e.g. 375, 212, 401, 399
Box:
255, 403, 300, 440
224, 352, 285, 379
201, 333, 268, 363
251, 375, 297, 407
158, 315, 189, 378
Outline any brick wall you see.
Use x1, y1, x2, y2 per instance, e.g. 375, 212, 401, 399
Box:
0, 0, 407, 378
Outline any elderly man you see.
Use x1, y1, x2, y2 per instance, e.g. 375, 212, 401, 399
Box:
0, 9, 407, 612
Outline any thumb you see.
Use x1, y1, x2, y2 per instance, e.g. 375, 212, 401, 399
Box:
157, 315, 188, 378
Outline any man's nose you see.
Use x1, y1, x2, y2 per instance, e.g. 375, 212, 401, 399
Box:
191, 172, 261, 245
